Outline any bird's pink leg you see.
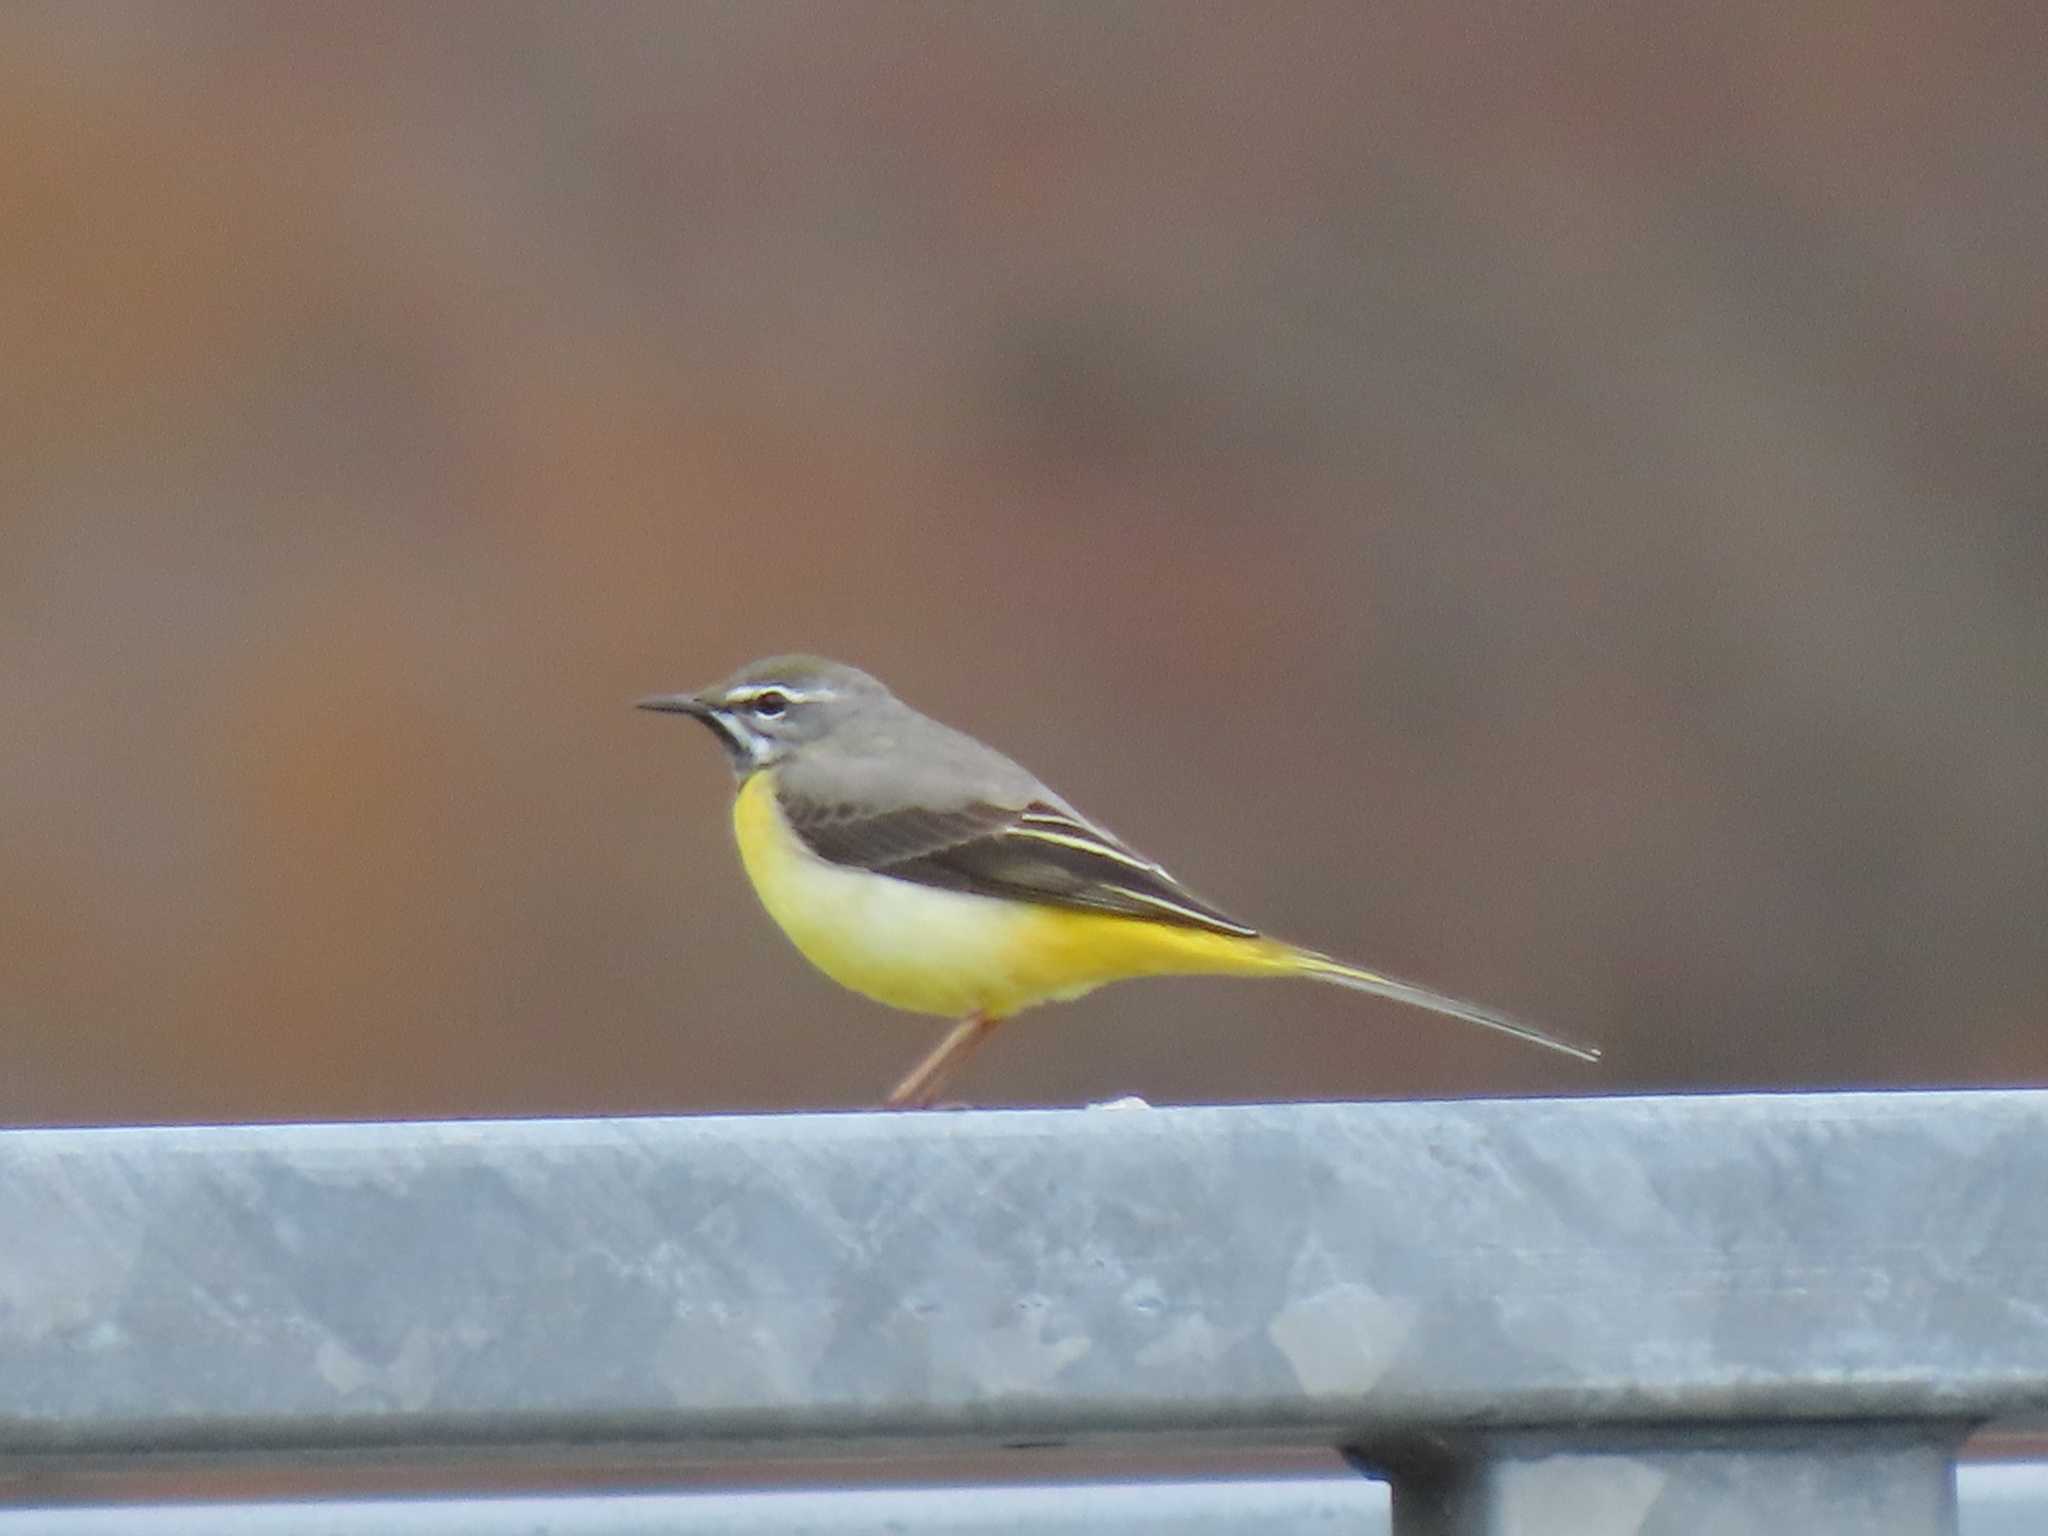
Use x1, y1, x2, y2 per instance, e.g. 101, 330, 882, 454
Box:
884, 1012, 1004, 1109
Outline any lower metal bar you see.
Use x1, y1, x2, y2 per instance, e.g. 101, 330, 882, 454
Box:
0, 1478, 1383, 1534
3, 1464, 2043, 1533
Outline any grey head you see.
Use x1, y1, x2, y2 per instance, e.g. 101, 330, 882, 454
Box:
636, 654, 897, 776
637, 653, 1046, 812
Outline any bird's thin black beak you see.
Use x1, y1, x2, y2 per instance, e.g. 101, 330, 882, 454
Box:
635, 693, 712, 717
639, 689, 750, 767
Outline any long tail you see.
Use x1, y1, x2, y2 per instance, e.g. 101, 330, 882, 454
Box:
1286, 948, 1601, 1062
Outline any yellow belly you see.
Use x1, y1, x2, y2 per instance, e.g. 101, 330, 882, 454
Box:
731, 772, 1291, 1018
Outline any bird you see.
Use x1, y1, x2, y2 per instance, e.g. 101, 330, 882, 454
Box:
638, 654, 1598, 1108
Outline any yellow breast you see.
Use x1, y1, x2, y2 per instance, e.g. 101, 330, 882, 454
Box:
730, 772, 1287, 1019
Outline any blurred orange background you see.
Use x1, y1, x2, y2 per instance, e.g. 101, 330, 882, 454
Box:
4, 4, 2042, 1126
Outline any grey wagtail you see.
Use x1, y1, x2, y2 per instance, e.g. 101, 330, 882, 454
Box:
639, 654, 1598, 1107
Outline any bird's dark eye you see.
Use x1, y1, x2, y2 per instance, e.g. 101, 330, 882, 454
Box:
751, 690, 789, 718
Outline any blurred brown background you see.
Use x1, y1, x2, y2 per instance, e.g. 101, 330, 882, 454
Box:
4, 3, 2043, 1128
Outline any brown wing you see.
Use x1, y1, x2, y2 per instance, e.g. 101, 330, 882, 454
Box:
781, 790, 1260, 938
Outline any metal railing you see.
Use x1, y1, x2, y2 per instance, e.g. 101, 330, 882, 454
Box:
3, 1091, 2045, 1532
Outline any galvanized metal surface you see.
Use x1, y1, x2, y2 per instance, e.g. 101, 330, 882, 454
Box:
2, 1092, 2045, 1471
3, 1468, 2046, 1536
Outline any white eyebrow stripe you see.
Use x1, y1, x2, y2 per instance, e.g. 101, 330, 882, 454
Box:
724, 685, 830, 705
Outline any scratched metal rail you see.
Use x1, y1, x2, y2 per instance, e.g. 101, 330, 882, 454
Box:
3, 1093, 2045, 1533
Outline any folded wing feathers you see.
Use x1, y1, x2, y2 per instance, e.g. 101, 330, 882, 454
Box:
783, 788, 1259, 937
